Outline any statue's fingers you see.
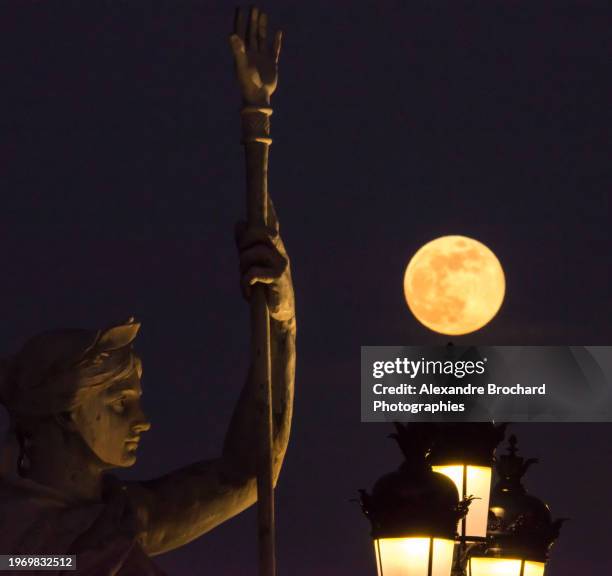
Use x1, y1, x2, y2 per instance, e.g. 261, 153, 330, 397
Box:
237, 225, 279, 251
247, 6, 259, 51
258, 12, 268, 53
246, 268, 277, 286
229, 34, 247, 70
273, 30, 283, 64
239, 244, 286, 274
241, 268, 276, 300
234, 7, 246, 40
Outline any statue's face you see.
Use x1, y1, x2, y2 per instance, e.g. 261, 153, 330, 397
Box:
71, 371, 151, 468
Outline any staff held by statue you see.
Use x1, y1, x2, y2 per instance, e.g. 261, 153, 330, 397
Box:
230, 6, 283, 576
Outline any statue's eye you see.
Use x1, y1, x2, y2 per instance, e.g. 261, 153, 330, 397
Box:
93, 352, 110, 365
110, 398, 126, 413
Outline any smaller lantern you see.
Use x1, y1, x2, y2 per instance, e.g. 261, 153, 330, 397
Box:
360, 424, 469, 576
468, 435, 565, 576
467, 557, 545, 576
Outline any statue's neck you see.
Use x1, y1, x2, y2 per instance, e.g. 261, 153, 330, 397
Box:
23, 426, 106, 503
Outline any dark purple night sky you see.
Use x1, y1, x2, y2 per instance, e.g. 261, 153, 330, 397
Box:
0, 1, 610, 574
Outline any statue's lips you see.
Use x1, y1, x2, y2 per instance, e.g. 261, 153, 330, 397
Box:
125, 438, 140, 449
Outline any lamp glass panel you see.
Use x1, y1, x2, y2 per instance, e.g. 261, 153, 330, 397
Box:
523, 561, 546, 576
469, 557, 521, 576
465, 465, 492, 537
432, 464, 492, 539
374, 538, 430, 576
431, 538, 455, 576
375, 540, 382, 576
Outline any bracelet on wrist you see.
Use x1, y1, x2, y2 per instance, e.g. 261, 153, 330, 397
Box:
241, 106, 273, 145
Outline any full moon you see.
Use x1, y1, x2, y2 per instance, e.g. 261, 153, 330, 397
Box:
403, 236, 505, 335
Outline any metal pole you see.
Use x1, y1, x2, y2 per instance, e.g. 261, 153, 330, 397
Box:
242, 106, 276, 576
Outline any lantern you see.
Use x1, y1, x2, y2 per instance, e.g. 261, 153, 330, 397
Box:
360, 424, 469, 576
428, 423, 506, 541
373, 538, 455, 576
468, 435, 564, 576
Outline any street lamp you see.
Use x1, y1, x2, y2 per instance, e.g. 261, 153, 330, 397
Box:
360, 424, 469, 576
361, 427, 564, 576
467, 435, 565, 576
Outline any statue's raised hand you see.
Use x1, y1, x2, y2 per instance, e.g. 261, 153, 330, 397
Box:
229, 7, 282, 107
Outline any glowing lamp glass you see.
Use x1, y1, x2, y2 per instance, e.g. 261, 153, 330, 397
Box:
468, 557, 545, 576
431, 465, 492, 539
374, 537, 454, 576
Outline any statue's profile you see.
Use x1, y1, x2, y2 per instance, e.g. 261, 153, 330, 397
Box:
0, 7, 294, 575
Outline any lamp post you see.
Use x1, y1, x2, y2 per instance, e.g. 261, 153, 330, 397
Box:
360, 424, 470, 576
361, 428, 563, 576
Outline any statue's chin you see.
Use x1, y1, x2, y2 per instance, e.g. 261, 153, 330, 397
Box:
120, 449, 138, 467
90, 447, 138, 469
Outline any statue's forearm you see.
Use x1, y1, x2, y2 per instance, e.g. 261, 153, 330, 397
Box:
221, 314, 296, 484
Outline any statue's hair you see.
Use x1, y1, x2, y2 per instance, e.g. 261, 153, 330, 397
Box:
0, 321, 142, 477
63, 346, 142, 411
0, 321, 141, 416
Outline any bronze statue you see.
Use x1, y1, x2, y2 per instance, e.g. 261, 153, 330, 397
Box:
0, 7, 294, 575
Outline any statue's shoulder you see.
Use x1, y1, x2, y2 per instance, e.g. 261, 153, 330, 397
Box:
0, 474, 101, 555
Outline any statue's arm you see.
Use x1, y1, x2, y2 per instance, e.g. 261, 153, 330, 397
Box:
125, 7, 293, 556
125, 295, 295, 556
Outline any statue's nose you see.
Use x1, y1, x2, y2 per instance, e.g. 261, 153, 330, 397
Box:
131, 402, 152, 433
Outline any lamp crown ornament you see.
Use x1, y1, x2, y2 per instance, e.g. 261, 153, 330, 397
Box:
494, 434, 539, 492
359, 423, 469, 540
388, 422, 435, 468
486, 434, 567, 563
